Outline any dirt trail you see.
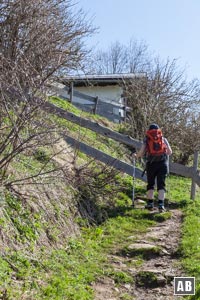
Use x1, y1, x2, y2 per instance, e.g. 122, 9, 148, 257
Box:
92, 208, 185, 300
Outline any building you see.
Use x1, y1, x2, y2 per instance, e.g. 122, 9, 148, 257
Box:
51, 73, 146, 123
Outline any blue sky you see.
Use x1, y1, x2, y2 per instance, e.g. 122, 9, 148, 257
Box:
77, 0, 200, 81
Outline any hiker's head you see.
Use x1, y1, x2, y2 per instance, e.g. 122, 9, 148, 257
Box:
149, 123, 159, 130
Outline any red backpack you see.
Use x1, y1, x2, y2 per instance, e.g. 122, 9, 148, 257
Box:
146, 129, 166, 156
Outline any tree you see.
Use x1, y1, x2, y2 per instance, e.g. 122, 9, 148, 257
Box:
1, 0, 95, 87
126, 57, 200, 163
89, 41, 126, 74
126, 38, 150, 73
89, 40, 200, 164
0, 0, 95, 184
89, 38, 149, 75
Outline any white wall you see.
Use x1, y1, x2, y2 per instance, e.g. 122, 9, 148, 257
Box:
48, 82, 125, 122
75, 85, 123, 105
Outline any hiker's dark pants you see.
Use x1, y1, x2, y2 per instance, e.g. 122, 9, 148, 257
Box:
146, 160, 168, 191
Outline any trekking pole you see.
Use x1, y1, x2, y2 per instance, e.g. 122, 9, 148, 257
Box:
132, 154, 136, 207
166, 156, 170, 211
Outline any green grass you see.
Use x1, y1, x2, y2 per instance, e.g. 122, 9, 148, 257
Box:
38, 209, 154, 300
0, 194, 156, 299
124, 171, 200, 298
166, 175, 192, 202
179, 199, 200, 299
49, 96, 118, 127
3, 181, 198, 300
49, 96, 128, 160
1, 180, 199, 299
1, 95, 200, 299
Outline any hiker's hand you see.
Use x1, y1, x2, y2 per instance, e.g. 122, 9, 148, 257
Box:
132, 152, 138, 159
134, 153, 139, 159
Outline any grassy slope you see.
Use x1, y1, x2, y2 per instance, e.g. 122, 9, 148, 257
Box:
0, 97, 199, 299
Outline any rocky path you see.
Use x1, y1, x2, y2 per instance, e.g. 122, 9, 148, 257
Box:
92, 208, 185, 300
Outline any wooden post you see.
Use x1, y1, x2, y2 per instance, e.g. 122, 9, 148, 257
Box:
191, 151, 199, 200
124, 97, 127, 123
69, 82, 74, 103
93, 96, 98, 114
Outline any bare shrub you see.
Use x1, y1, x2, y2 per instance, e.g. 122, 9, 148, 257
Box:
0, 0, 94, 182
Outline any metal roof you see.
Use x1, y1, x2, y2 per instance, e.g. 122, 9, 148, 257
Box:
60, 73, 146, 86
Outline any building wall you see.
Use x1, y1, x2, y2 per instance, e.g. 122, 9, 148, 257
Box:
74, 85, 123, 105
48, 82, 125, 123
73, 85, 124, 123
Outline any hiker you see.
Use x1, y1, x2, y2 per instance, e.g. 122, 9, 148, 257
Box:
133, 123, 172, 212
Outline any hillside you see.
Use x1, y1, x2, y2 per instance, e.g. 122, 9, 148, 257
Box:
0, 98, 199, 300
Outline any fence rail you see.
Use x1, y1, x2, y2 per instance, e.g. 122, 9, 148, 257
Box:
43, 101, 200, 199
64, 135, 146, 181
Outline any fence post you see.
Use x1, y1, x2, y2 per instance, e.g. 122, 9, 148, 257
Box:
69, 82, 74, 103
93, 96, 98, 114
123, 97, 127, 123
190, 151, 199, 200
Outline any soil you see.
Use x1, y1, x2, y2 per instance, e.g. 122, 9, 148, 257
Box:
92, 207, 185, 300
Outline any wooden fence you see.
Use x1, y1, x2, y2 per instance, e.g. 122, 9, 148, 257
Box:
43, 101, 200, 200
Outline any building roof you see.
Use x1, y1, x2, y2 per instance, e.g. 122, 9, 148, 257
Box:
60, 73, 146, 87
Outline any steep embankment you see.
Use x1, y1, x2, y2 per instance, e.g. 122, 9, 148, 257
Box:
0, 98, 131, 298
0, 97, 199, 299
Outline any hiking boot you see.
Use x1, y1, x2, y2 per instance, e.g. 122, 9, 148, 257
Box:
158, 200, 165, 212
158, 205, 166, 213
145, 200, 154, 210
